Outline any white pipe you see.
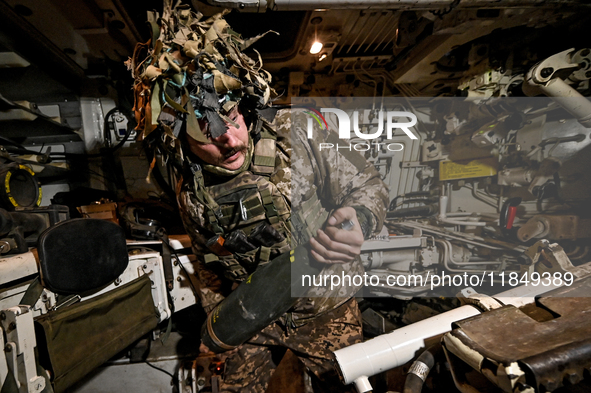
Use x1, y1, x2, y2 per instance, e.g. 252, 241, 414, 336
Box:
439, 195, 448, 218
538, 79, 591, 127
524, 48, 591, 128
436, 240, 504, 274
334, 305, 481, 392
440, 218, 488, 226
353, 377, 373, 393
333, 281, 564, 392
398, 222, 520, 251
439, 195, 488, 226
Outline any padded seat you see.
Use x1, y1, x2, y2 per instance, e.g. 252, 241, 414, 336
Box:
37, 218, 128, 294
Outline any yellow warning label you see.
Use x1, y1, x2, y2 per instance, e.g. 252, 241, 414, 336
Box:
439, 158, 497, 181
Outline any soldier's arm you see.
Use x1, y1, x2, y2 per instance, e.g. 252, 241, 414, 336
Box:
291, 110, 389, 263
291, 110, 388, 235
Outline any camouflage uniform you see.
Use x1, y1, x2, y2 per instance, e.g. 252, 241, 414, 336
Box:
128, 5, 387, 389
178, 109, 388, 392
221, 298, 362, 392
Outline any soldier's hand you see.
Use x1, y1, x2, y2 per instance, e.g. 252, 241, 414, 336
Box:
199, 343, 239, 360
310, 207, 364, 264
199, 343, 212, 354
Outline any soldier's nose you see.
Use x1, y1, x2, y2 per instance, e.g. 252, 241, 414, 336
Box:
213, 129, 239, 148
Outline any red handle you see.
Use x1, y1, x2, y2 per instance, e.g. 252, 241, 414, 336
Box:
506, 206, 517, 230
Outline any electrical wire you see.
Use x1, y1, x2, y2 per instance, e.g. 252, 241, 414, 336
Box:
145, 360, 178, 383
145, 150, 178, 203
4, 107, 136, 159
54, 107, 136, 157
160, 237, 200, 299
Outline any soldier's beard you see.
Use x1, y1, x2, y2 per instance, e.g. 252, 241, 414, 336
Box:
223, 145, 247, 161
203, 138, 253, 176
214, 142, 249, 170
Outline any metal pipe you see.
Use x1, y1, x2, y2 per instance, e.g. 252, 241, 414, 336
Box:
465, 183, 498, 208
436, 240, 504, 273
333, 280, 570, 392
438, 194, 488, 227
334, 305, 482, 393
376, 22, 399, 52
346, 13, 371, 54
276, 0, 453, 10
381, 28, 399, 52
536, 79, 591, 127
337, 11, 364, 55
524, 48, 591, 128
387, 205, 436, 218
440, 218, 488, 227
366, 12, 397, 51
439, 194, 448, 217
206, 0, 587, 11
364, 249, 417, 269
355, 12, 386, 54
397, 222, 526, 252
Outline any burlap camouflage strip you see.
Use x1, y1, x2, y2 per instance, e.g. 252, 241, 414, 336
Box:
126, 0, 278, 148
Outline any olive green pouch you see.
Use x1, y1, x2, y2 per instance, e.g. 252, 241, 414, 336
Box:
34, 275, 159, 393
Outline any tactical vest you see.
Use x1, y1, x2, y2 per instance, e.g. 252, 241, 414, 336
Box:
185, 116, 329, 282
181, 114, 365, 326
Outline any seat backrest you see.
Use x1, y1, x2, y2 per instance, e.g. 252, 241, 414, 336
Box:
37, 218, 128, 294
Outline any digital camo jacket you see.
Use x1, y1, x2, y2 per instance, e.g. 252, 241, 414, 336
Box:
178, 108, 388, 319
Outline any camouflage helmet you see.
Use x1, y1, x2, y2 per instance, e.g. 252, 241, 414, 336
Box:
127, 0, 277, 146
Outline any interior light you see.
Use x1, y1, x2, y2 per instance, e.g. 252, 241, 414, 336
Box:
310, 41, 323, 54
319, 53, 327, 62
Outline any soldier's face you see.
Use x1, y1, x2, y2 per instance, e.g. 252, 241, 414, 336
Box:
187, 107, 249, 171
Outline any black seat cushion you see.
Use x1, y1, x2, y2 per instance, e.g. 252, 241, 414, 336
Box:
37, 218, 128, 294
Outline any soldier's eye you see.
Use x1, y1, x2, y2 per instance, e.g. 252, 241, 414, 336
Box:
198, 119, 212, 139
228, 107, 239, 121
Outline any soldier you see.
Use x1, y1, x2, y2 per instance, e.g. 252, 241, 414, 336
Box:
128, 2, 388, 391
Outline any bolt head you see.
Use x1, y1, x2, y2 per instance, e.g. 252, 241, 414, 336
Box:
564, 371, 581, 385
541, 378, 557, 391
540, 67, 554, 78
